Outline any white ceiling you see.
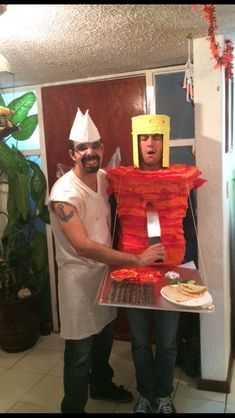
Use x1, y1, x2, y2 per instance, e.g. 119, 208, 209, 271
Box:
0, 4, 235, 89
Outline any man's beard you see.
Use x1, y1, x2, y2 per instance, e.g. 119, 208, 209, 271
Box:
81, 155, 101, 173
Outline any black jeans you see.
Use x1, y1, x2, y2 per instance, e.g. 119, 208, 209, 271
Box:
61, 321, 114, 413
126, 308, 179, 401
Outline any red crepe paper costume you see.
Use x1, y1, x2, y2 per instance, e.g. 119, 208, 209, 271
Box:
107, 164, 206, 267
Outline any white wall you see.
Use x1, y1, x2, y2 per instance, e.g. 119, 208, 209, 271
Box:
194, 35, 234, 381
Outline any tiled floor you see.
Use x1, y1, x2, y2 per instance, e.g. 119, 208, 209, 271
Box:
0, 332, 234, 413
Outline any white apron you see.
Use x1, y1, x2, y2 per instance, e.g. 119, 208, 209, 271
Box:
48, 169, 117, 339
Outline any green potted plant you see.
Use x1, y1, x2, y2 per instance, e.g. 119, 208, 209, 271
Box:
0, 91, 50, 352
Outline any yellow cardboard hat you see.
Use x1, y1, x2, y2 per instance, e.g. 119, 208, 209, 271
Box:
132, 114, 170, 167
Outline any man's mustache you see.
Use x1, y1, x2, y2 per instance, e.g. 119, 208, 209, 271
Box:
81, 155, 100, 163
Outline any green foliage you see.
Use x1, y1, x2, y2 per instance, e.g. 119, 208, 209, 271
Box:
0, 92, 49, 301
12, 115, 38, 141
0, 92, 38, 141
8, 92, 36, 124
0, 95, 5, 107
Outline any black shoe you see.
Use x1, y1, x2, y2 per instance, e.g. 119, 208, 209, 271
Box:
90, 382, 134, 403
134, 396, 152, 413
153, 397, 177, 413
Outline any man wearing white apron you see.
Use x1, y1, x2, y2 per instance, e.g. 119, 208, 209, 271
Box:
48, 108, 165, 413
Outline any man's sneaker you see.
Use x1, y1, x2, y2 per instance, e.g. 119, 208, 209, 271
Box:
134, 396, 152, 413
154, 397, 177, 413
90, 382, 133, 403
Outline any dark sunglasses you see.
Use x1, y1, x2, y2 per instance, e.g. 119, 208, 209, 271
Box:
74, 140, 103, 153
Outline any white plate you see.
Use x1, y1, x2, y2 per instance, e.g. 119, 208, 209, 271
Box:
160, 286, 213, 308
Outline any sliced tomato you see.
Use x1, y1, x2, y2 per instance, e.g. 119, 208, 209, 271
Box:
132, 268, 162, 283
110, 268, 137, 281
110, 267, 162, 283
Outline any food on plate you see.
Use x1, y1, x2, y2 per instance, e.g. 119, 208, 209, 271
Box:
161, 283, 208, 303
164, 271, 197, 285
161, 285, 191, 302
110, 268, 138, 281
165, 271, 180, 280
178, 283, 207, 298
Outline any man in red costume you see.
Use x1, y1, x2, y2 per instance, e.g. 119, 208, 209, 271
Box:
107, 114, 205, 413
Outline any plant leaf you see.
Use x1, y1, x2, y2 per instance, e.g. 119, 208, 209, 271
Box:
39, 204, 50, 224
14, 172, 29, 220
29, 160, 47, 212
31, 230, 48, 274
11, 115, 38, 141
8, 92, 36, 124
0, 142, 15, 175
0, 94, 6, 107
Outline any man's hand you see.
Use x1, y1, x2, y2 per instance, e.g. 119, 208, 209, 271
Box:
136, 243, 165, 266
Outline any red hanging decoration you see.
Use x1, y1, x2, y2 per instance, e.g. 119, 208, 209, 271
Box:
192, 4, 234, 80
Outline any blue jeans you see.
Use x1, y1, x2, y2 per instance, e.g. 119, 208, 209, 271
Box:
126, 308, 179, 401
61, 321, 114, 413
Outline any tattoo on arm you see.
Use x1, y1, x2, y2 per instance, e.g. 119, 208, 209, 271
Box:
57, 204, 74, 222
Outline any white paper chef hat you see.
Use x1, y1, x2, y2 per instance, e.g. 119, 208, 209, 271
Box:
69, 108, 101, 143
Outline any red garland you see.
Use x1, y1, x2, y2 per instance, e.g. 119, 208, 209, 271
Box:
192, 4, 234, 80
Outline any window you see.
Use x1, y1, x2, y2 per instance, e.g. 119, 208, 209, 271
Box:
155, 70, 195, 165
